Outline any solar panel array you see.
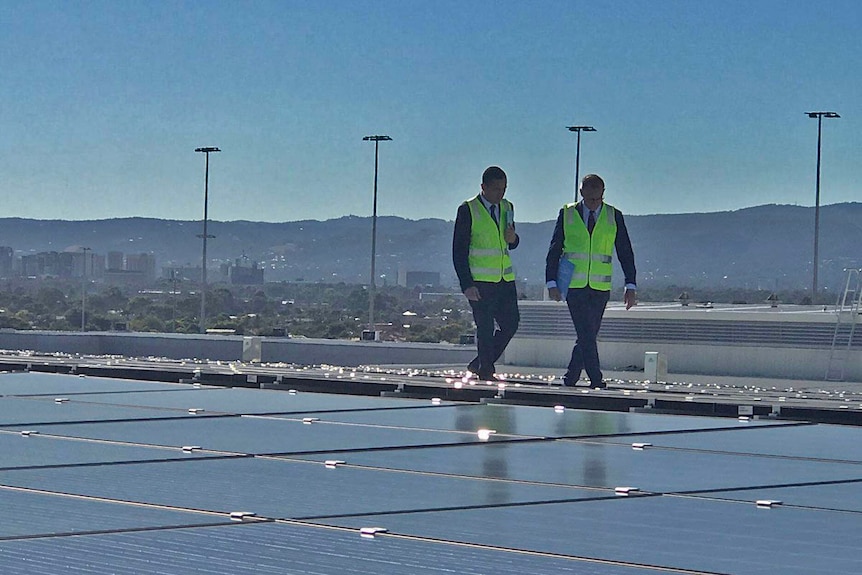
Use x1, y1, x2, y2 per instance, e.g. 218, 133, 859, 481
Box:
1, 371, 860, 574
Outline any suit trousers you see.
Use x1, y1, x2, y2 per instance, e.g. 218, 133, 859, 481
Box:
564, 287, 610, 385
468, 280, 519, 378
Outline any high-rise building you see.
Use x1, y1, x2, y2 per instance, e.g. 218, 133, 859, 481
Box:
125, 253, 156, 283
226, 258, 264, 285
398, 270, 440, 289
0, 247, 13, 278
107, 251, 124, 271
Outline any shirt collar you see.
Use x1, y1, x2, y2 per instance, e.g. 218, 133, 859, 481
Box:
580, 201, 603, 216
479, 194, 497, 211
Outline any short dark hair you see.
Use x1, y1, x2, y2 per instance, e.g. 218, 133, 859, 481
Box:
482, 166, 507, 185
581, 173, 604, 190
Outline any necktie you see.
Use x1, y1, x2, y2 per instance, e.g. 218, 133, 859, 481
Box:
489, 204, 499, 226
587, 210, 596, 234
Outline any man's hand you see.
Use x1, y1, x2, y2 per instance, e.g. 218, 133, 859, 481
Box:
463, 286, 481, 301
624, 289, 638, 310
548, 287, 562, 302
504, 225, 517, 244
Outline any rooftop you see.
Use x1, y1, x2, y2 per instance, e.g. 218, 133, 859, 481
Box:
0, 363, 860, 573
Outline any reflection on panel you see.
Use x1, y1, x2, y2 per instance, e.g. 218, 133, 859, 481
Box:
288, 439, 862, 492
0, 457, 593, 519
279, 403, 790, 437
4, 416, 527, 454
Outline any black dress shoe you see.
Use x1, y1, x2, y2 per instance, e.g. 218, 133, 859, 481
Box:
561, 377, 577, 387
477, 373, 502, 383
591, 381, 607, 389
467, 357, 481, 374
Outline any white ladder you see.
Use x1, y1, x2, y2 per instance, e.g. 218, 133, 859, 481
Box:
826, 268, 862, 381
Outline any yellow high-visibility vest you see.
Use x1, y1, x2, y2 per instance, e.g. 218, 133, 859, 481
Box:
561, 203, 616, 291
466, 196, 515, 283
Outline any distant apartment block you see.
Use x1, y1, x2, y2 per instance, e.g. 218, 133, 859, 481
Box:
106, 251, 124, 271
162, 266, 203, 283
221, 259, 265, 285
397, 269, 440, 288
125, 253, 156, 282
104, 252, 156, 286
15, 248, 102, 280
0, 247, 14, 278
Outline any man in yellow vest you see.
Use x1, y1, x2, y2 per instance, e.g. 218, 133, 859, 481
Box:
545, 174, 637, 388
453, 166, 520, 382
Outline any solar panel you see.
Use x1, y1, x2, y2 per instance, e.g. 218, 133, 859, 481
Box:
0, 522, 655, 575
697, 481, 862, 512
0, 432, 219, 469
286, 438, 862, 493
0, 371, 860, 575
0, 372, 186, 396
0, 487, 231, 538
3, 415, 527, 454
278, 402, 789, 437
0, 396, 217, 426
590, 423, 862, 462
56, 387, 448, 415
0, 457, 598, 519
314, 496, 862, 575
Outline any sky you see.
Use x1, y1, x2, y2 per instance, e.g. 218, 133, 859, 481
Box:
1, 0, 859, 224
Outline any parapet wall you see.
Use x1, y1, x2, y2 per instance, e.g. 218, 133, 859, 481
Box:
0, 330, 476, 368
507, 301, 862, 382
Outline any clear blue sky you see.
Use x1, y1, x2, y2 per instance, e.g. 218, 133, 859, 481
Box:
1, 0, 859, 223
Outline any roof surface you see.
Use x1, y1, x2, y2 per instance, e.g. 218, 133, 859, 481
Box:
0, 370, 860, 574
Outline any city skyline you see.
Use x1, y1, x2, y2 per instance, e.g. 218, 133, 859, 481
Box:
1, 1, 859, 223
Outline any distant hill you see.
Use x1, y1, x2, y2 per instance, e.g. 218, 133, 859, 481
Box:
1, 203, 861, 291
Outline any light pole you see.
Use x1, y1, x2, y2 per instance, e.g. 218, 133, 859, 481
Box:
566, 125, 596, 202
194, 146, 220, 334
362, 135, 392, 340
170, 268, 178, 333
80, 247, 91, 331
805, 112, 840, 297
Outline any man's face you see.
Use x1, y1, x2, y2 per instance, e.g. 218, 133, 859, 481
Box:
581, 184, 604, 210
481, 177, 507, 205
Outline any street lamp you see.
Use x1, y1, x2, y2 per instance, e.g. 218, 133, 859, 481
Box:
805, 112, 840, 297
566, 125, 596, 202
194, 146, 220, 334
80, 247, 91, 331
362, 135, 392, 340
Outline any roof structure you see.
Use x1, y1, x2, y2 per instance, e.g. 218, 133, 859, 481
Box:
1, 370, 861, 574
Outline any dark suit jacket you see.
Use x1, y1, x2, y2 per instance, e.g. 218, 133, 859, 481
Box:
453, 198, 520, 292
544, 202, 636, 287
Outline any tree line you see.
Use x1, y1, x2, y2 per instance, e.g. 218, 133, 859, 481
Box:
0, 278, 824, 342
0, 279, 475, 343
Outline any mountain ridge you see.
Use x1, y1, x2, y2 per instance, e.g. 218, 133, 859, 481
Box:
1, 203, 860, 291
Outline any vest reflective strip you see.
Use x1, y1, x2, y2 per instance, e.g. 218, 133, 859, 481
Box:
472, 266, 514, 276
565, 252, 611, 265
470, 248, 509, 257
